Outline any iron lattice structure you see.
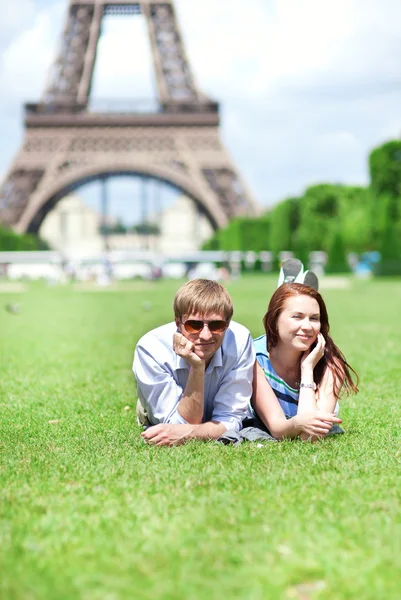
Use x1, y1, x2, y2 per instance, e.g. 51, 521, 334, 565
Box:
0, 0, 259, 233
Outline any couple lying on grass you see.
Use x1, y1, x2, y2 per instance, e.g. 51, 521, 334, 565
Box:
133, 259, 358, 446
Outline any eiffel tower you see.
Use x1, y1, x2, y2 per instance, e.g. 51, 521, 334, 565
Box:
0, 0, 259, 236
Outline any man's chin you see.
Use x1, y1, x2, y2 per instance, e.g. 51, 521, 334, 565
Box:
194, 345, 215, 359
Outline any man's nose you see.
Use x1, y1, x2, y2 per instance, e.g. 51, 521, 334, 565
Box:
199, 324, 213, 340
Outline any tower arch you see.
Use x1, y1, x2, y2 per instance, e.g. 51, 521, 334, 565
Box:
22, 161, 222, 234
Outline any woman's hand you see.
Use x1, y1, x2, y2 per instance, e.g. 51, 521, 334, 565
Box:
295, 410, 342, 440
301, 332, 326, 372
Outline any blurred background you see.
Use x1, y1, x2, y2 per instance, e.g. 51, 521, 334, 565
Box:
0, 0, 400, 279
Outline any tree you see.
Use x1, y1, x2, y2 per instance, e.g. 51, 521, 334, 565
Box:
374, 198, 401, 276
293, 185, 341, 263
0, 226, 50, 251
201, 139, 401, 265
325, 229, 351, 274
369, 140, 401, 198
131, 223, 160, 235
201, 216, 270, 252
337, 187, 376, 253
269, 197, 299, 255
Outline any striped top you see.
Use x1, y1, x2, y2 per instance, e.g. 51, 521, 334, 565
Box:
253, 334, 299, 418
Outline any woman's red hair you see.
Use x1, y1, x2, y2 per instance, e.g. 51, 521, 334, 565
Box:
263, 283, 358, 398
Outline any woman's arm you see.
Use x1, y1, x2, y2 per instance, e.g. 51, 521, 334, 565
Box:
297, 332, 326, 415
252, 362, 341, 440
298, 365, 341, 441
252, 362, 301, 439
316, 365, 340, 414
298, 333, 341, 414
297, 334, 342, 439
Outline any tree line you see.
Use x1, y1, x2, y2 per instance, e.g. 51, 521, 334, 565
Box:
203, 140, 401, 275
0, 226, 49, 252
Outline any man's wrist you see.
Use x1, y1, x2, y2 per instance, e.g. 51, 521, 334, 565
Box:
189, 361, 205, 372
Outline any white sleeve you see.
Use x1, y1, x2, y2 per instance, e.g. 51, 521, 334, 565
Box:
211, 332, 255, 432
133, 342, 188, 425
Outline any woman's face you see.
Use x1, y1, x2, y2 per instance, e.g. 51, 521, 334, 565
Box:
276, 294, 321, 351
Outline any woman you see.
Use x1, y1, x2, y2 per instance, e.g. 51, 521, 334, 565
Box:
251, 282, 358, 441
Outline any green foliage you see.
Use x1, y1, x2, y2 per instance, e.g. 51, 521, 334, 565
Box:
0, 225, 50, 251
131, 223, 160, 235
218, 218, 242, 250
269, 197, 299, 254
100, 221, 161, 235
104, 219, 127, 234
201, 139, 401, 269
336, 187, 376, 253
202, 216, 270, 252
374, 199, 401, 275
369, 140, 401, 197
202, 233, 220, 250
325, 229, 351, 274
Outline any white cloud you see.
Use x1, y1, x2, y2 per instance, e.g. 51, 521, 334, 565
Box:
0, 0, 36, 41
0, 2, 64, 108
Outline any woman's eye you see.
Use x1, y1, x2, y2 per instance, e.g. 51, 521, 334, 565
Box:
311, 316, 320, 321
292, 315, 301, 319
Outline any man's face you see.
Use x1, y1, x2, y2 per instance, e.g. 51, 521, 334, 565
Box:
175, 312, 228, 363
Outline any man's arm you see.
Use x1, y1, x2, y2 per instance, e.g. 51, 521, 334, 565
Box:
172, 332, 205, 424
133, 341, 189, 425
141, 421, 226, 446
133, 332, 208, 426
210, 328, 255, 432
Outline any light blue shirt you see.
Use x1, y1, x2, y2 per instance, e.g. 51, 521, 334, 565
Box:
133, 321, 255, 432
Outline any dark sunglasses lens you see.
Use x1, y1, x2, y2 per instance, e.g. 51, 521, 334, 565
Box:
184, 320, 203, 333
208, 320, 227, 333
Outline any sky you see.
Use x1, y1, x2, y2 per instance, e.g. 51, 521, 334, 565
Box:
0, 0, 400, 225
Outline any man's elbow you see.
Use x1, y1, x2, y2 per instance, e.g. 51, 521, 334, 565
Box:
176, 407, 203, 425
185, 416, 203, 425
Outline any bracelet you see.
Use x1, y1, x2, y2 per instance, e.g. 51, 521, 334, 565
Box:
300, 382, 316, 391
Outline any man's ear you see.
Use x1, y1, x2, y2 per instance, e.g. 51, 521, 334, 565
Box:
175, 318, 181, 331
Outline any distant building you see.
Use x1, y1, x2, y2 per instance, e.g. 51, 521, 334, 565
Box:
157, 195, 213, 255
39, 193, 214, 258
40, 194, 103, 257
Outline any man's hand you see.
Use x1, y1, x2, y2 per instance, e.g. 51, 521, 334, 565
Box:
141, 423, 195, 446
294, 411, 342, 440
173, 332, 204, 368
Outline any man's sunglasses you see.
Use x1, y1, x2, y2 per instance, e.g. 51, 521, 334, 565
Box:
181, 319, 228, 334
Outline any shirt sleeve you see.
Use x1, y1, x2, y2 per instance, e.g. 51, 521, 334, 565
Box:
133, 341, 188, 425
211, 332, 255, 432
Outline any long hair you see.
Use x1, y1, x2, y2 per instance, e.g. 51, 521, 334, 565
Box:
263, 283, 358, 398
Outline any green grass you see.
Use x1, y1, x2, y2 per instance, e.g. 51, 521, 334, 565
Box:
1, 275, 401, 599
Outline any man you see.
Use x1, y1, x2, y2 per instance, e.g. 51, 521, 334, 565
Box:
133, 278, 255, 446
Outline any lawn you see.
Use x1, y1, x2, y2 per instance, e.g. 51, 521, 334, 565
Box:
1, 275, 400, 600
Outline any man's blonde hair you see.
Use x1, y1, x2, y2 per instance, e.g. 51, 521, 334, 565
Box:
173, 279, 233, 321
